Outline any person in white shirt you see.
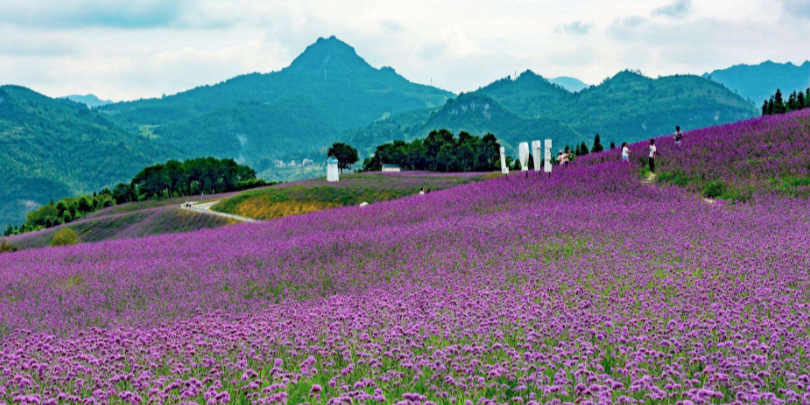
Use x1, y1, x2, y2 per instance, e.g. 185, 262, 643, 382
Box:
648, 139, 657, 173
674, 126, 684, 147
621, 142, 630, 162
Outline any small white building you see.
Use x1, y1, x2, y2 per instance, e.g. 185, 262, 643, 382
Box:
326, 157, 340, 182
381, 164, 401, 173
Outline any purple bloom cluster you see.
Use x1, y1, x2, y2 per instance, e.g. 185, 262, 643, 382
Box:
1, 113, 810, 403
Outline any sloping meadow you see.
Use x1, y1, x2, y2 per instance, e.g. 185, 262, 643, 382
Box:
1, 116, 810, 404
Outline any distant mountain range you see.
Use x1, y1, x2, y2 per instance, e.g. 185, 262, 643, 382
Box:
64, 94, 113, 108
2, 36, 768, 225
549, 77, 589, 92
347, 69, 757, 154
704, 61, 810, 105
97, 36, 453, 166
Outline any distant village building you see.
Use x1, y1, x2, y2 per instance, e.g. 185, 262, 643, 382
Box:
381, 164, 401, 172
302, 158, 314, 166
327, 157, 340, 182
273, 160, 285, 167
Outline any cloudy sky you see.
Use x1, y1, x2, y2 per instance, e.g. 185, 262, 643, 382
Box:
1, 0, 809, 101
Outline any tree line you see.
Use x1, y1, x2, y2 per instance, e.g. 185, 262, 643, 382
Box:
361, 130, 503, 172
4, 157, 270, 237
762, 88, 810, 116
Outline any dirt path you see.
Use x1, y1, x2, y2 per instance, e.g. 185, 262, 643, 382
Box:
183, 201, 259, 223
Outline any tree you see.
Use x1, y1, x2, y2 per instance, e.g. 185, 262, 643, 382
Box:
762, 100, 770, 116
77, 196, 93, 213
327, 143, 359, 172
51, 228, 79, 247
610, 141, 616, 150
592, 134, 604, 153
579, 141, 590, 155
788, 91, 798, 112
798, 91, 806, 110
767, 98, 775, 115
774, 89, 785, 114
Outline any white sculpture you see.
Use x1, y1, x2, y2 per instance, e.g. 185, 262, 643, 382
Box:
544, 139, 552, 173
326, 157, 340, 182
500, 146, 508, 174
531, 140, 542, 172
518, 142, 529, 171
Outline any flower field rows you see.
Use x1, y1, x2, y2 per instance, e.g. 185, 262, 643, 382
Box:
1, 112, 810, 404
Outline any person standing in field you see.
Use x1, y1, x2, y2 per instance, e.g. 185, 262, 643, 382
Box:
674, 126, 684, 147
621, 142, 631, 162
648, 139, 657, 173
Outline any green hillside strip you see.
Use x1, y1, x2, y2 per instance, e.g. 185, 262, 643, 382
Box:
704, 60, 810, 104
213, 172, 494, 220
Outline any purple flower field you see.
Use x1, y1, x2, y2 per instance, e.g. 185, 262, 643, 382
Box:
2, 112, 810, 404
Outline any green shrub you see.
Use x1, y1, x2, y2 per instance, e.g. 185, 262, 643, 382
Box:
703, 181, 727, 199
0, 239, 17, 254
51, 228, 80, 247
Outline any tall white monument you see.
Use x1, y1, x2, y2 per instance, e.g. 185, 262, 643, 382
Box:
499, 146, 509, 175
518, 142, 530, 171
326, 157, 339, 182
544, 139, 552, 173
531, 140, 542, 172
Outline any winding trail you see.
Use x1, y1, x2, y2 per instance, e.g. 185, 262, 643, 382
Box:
183, 201, 259, 223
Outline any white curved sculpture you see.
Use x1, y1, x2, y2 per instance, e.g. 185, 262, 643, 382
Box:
531, 140, 541, 172
544, 139, 552, 173
326, 157, 339, 182
499, 146, 508, 174
519, 142, 529, 171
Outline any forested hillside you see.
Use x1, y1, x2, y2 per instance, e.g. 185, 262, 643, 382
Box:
98, 36, 454, 162
0, 85, 172, 225
347, 70, 757, 155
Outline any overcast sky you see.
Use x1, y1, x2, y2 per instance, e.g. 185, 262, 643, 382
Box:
1, 0, 809, 101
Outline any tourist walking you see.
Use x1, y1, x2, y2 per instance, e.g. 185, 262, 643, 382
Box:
648, 139, 657, 173
674, 126, 684, 147
621, 142, 630, 162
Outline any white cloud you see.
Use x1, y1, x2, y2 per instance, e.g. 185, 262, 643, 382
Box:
1, 0, 809, 100
652, 0, 694, 19
557, 21, 596, 35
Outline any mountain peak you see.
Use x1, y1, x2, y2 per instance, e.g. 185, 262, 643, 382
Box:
288, 36, 372, 72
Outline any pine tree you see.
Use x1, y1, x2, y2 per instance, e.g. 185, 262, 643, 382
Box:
762, 100, 770, 116
774, 89, 785, 114
610, 141, 616, 150
806, 88, 810, 109
798, 91, 806, 111
767, 98, 775, 115
580, 141, 590, 155
788, 91, 798, 112
592, 134, 604, 153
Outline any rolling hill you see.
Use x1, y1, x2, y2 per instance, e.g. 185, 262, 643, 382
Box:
0, 85, 173, 226
549, 76, 589, 92
98, 36, 454, 162
64, 94, 113, 108
704, 61, 810, 105
347, 70, 758, 154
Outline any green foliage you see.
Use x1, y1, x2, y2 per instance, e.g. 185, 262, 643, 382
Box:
762, 88, 810, 116
327, 143, 359, 171
592, 134, 604, 153
0, 85, 173, 226
361, 130, 501, 172
51, 228, 80, 247
703, 181, 727, 199
131, 157, 262, 200
0, 239, 16, 254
